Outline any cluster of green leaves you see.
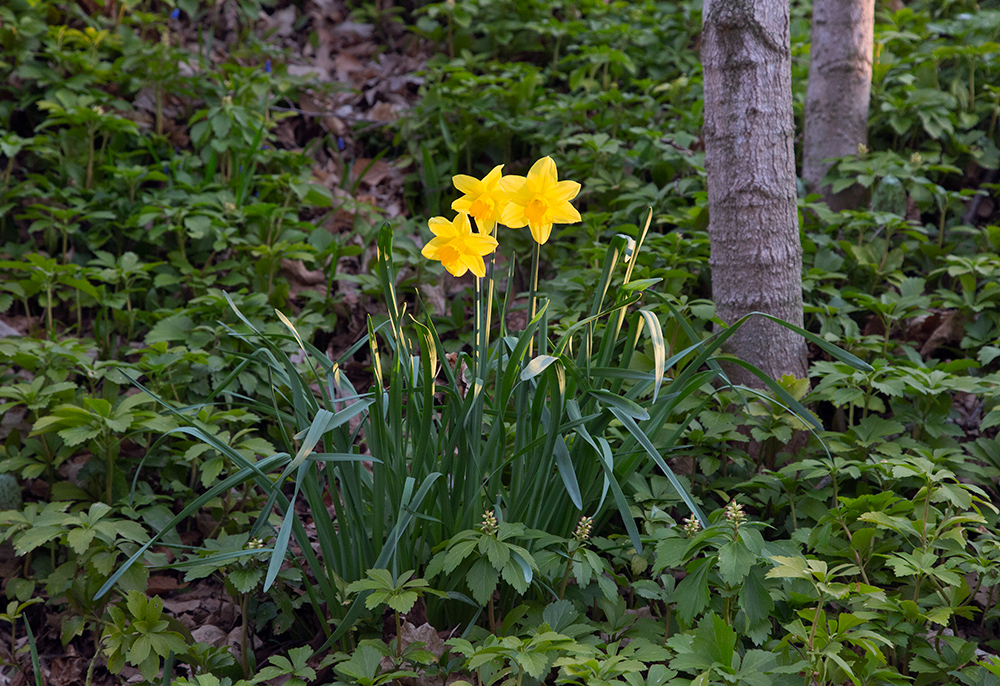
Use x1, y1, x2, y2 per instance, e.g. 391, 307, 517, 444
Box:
0, 0, 374, 680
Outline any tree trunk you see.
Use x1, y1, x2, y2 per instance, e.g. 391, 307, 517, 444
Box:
802, 0, 875, 211
701, 0, 808, 386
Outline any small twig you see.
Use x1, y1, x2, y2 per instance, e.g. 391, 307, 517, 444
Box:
963, 168, 998, 225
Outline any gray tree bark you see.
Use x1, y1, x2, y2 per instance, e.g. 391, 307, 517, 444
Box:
701, 0, 808, 386
802, 0, 875, 211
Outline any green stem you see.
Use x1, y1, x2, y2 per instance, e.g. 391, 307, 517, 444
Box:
558, 547, 576, 599
87, 126, 95, 190
395, 610, 402, 661
488, 594, 497, 635
807, 592, 825, 653
920, 482, 931, 549
528, 241, 540, 356
45, 284, 54, 340
969, 59, 975, 110
446, 11, 454, 59
2, 158, 13, 193
484, 257, 494, 362
393, 612, 403, 667
240, 593, 250, 679
175, 224, 187, 262
838, 519, 871, 585
474, 276, 483, 382
105, 437, 114, 505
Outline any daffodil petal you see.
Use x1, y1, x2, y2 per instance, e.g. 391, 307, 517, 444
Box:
446, 260, 468, 277
548, 202, 582, 225
452, 175, 484, 196
500, 175, 527, 196
472, 217, 496, 235
464, 234, 499, 256
421, 236, 451, 259
527, 157, 556, 186
453, 212, 473, 236
550, 180, 581, 204
529, 222, 552, 245
463, 253, 486, 278
500, 204, 528, 228
428, 216, 458, 238
451, 197, 473, 212
482, 165, 504, 187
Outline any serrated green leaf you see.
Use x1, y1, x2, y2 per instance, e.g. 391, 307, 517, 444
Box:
66, 527, 97, 555
229, 567, 263, 594
59, 425, 102, 446
386, 590, 419, 614
717, 539, 756, 586
466, 558, 499, 606
766, 555, 812, 581
443, 538, 479, 574
481, 535, 509, 569
675, 560, 710, 625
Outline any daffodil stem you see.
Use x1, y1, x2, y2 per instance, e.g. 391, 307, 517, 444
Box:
485, 256, 495, 339
473, 276, 488, 466
528, 241, 540, 357
474, 277, 484, 381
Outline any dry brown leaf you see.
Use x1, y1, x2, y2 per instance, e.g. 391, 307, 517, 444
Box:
191, 625, 229, 648
146, 575, 181, 595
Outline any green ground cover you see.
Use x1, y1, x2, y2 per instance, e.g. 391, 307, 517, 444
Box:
0, 0, 999, 685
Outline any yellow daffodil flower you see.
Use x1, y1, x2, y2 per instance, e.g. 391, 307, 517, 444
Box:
500, 156, 581, 245
421, 211, 498, 278
451, 164, 509, 235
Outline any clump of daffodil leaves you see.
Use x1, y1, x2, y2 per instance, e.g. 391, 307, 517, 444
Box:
421, 157, 582, 277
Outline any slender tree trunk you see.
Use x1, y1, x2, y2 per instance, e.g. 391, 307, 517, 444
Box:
702, 0, 807, 386
802, 0, 875, 211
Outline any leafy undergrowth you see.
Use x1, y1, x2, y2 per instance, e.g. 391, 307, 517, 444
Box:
0, 1, 999, 686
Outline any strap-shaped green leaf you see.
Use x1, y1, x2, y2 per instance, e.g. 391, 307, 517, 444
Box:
588, 389, 649, 421
553, 433, 582, 511
638, 309, 666, 403
522, 354, 559, 381
264, 461, 308, 591
321, 472, 442, 650
610, 408, 707, 528
95, 452, 291, 600
594, 437, 642, 554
